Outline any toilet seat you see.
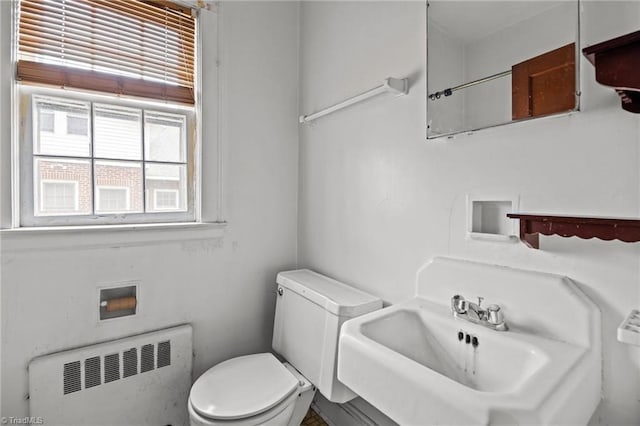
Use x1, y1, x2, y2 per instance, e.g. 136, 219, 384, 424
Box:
190, 353, 299, 421
188, 388, 299, 426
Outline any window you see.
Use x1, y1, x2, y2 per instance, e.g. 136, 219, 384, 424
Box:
40, 181, 79, 215
16, 0, 197, 227
35, 158, 91, 217
67, 115, 89, 136
97, 187, 130, 213
22, 93, 191, 225
39, 111, 54, 133
153, 190, 180, 211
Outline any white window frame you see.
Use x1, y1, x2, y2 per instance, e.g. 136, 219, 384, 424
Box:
96, 186, 131, 214
38, 180, 79, 215
18, 86, 196, 227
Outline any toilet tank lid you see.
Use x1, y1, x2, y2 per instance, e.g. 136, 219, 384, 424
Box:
277, 269, 382, 317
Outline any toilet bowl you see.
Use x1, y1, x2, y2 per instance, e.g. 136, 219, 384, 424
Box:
188, 354, 314, 426
188, 269, 382, 426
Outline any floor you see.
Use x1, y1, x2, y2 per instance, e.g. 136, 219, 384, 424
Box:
301, 408, 329, 426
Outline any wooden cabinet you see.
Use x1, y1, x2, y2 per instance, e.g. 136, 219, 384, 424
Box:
583, 30, 640, 113
512, 43, 576, 120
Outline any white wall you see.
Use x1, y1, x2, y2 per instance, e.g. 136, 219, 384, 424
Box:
0, 1, 300, 419
299, 1, 640, 425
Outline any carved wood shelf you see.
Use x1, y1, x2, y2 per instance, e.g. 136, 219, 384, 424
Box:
507, 214, 640, 249
582, 30, 640, 113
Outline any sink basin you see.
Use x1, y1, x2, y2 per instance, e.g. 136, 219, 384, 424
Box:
337, 258, 601, 426
360, 305, 549, 394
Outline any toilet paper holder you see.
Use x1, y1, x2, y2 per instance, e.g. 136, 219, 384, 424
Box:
99, 282, 138, 320
100, 296, 137, 312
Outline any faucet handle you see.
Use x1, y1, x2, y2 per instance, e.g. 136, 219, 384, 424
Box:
451, 295, 468, 314
487, 304, 504, 325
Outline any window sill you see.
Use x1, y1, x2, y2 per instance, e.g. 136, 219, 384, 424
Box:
0, 221, 228, 252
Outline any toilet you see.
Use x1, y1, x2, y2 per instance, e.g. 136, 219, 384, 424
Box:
188, 269, 382, 426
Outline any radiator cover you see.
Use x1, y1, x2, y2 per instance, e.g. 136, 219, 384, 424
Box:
29, 324, 192, 426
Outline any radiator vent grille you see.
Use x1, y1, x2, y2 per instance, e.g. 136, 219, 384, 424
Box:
141, 344, 155, 373
60, 341, 171, 395
104, 353, 120, 383
30, 325, 191, 426
63, 361, 81, 395
84, 356, 101, 389
157, 340, 171, 368
123, 348, 138, 379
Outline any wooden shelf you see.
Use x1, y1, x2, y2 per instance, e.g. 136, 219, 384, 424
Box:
582, 30, 640, 113
507, 214, 640, 249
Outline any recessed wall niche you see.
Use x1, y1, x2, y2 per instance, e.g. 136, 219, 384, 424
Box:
467, 197, 518, 241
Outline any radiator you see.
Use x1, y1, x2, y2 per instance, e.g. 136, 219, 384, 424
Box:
28, 324, 192, 426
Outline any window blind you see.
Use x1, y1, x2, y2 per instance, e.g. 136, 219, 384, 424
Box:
18, 0, 196, 104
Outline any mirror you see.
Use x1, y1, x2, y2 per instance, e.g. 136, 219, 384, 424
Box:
427, 1, 580, 139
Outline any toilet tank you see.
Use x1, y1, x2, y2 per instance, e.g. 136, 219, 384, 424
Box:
272, 269, 382, 403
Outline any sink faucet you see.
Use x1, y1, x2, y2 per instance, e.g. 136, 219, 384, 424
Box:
451, 295, 508, 331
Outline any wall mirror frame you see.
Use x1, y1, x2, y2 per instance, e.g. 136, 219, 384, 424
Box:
426, 0, 581, 140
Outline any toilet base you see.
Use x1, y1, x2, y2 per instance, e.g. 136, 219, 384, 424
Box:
283, 363, 316, 426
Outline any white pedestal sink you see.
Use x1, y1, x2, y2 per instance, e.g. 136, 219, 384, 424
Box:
338, 257, 601, 425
